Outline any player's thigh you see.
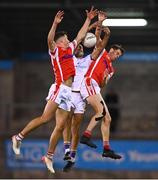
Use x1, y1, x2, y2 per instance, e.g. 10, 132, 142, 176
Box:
86, 94, 103, 112
42, 100, 58, 120
56, 108, 70, 127
63, 110, 73, 132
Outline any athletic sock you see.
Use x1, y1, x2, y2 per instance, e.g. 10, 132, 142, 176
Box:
70, 150, 76, 162
16, 133, 24, 141
64, 141, 71, 154
46, 152, 54, 160
103, 141, 110, 150
83, 130, 92, 138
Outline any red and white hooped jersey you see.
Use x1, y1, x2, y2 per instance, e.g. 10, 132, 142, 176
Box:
85, 49, 114, 86
49, 40, 77, 85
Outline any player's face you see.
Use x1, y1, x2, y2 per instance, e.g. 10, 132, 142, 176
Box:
56, 35, 70, 48
108, 48, 122, 61
74, 44, 84, 58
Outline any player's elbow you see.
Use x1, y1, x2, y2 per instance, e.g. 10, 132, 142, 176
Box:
107, 32, 111, 37
103, 27, 111, 37
76, 35, 83, 44
105, 29, 111, 36
47, 36, 52, 45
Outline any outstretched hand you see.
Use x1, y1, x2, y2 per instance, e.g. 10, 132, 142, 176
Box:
102, 26, 111, 35
88, 21, 100, 31
54, 10, 64, 24
86, 6, 98, 20
98, 11, 107, 22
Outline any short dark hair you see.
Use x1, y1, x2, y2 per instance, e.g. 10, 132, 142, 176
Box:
110, 44, 125, 55
54, 31, 68, 42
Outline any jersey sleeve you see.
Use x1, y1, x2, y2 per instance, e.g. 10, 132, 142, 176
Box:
84, 54, 93, 67
73, 56, 78, 67
48, 47, 58, 59
69, 40, 77, 53
106, 65, 114, 83
109, 63, 115, 74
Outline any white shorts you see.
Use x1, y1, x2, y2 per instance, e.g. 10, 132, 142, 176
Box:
80, 77, 101, 100
59, 91, 86, 114
46, 83, 72, 111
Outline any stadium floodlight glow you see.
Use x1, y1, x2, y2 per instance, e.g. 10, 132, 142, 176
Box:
102, 18, 148, 27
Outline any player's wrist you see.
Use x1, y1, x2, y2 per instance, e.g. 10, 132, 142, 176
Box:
52, 23, 58, 28
86, 17, 92, 22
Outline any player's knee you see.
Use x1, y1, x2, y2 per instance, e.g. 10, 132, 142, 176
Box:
105, 115, 112, 124
40, 115, 50, 124
100, 100, 106, 116
95, 115, 104, 121
95, 101, 106, 121
56, 124, 65, 132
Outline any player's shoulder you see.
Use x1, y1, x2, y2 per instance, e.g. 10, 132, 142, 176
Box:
69, 39, 77, 49
83, 54, 91, 61
73, 55, 78, 61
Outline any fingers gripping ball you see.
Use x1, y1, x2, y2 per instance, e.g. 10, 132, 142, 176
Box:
83, 32, 97, 48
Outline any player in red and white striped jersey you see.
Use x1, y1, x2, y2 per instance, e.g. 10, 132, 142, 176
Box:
79, 12, 125, 159
80, 44, 124, 159
45, 21, 100, 173
12, 8, 97, 173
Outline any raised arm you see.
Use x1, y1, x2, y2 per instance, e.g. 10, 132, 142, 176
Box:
100, 70, 114, 88
75, 6, 97, 45
95, 11, 107, 48
47, 11, 64, 52
100, 26, 111, 48
91, 26, 111, 60
88, 21, 98, 31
